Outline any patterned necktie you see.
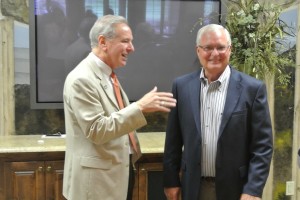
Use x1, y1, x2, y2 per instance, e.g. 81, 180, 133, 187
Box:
111, 72, 140, 157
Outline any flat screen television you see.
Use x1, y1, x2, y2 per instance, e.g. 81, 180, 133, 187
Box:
30, 0, 221, 109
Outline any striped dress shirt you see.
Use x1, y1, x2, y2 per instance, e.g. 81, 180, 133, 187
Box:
200, 66, 230, 177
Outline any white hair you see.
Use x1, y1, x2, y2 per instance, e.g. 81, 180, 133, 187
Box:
89, 15, 128, 48
196, 24, 232, 46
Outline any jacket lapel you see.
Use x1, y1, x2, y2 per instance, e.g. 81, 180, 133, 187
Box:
218, 69, 242, 138
86, 54, 119, 109
188, 71, 201, 134
100, 77, 120, 109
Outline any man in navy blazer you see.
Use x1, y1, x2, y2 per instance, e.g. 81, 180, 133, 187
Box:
163, 24, 273, 200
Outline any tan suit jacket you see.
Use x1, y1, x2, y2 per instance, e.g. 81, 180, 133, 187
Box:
62, 53, 146, 200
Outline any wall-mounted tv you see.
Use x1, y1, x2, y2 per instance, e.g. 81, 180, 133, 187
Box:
30, 0, 221, 109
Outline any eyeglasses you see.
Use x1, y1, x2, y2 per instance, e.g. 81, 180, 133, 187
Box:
198, 45, 231, 54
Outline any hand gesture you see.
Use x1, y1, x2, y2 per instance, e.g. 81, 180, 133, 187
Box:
136, 87, 176, 113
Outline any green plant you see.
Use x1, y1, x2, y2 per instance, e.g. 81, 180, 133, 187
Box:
224, 0, 297, 85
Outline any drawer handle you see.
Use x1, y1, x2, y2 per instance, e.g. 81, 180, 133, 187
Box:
38, 166, 43, 172
46, 166, 52, 172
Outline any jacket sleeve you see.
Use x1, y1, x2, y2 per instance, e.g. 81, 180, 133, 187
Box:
243, 83, 273, 196
163, 79, 183, 187
64, 75, 147, 145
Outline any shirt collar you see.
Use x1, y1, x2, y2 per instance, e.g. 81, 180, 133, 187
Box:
90, 52, 112, 77
200, 65, 231, 88
200, 65, 230, 84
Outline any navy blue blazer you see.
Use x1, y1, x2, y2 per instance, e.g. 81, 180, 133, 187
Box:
163, 67, 273, 200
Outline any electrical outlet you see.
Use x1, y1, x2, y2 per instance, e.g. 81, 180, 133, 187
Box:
286, 181, 295, 195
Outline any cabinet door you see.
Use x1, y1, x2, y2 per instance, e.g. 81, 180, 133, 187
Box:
138, 163, 167, 200
4, 161, 45, 200
45, 160, 66, 200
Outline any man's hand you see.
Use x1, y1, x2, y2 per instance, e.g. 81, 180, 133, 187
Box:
240, 194, 261, 200
164, 187, 181, 200
136, 87, 176, 113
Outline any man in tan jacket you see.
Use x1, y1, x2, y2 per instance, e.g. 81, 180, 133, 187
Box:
63, 15, 176, 200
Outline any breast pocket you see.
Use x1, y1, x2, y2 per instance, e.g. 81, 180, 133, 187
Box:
231, 109, 247, 117
229, 109, 247, 123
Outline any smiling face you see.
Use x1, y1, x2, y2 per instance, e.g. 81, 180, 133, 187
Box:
196, 28, 231, 81
99, 23, 135, 69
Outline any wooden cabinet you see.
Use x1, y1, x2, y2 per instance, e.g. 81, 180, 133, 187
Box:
4, 161, 45, 199
4, 160, 65, 200
134, 153, 167, 200
1, 151, 166, 200
0, 133, 167, 200
44, 161, 65, 200
137, 162, 166, 200
0, 152, 66, 200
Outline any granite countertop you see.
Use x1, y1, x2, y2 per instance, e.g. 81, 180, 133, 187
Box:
0, 132, 166, 154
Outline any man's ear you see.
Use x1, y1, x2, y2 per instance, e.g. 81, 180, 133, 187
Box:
98, 35, 107, 48
196, 46, 201, 54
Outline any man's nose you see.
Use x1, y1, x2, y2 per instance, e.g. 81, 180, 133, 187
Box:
211, 48, 220, 55
128, 42, 134, 52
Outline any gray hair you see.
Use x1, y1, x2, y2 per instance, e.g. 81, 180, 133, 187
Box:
89, 15, 128, 48
196, 24, 231, 46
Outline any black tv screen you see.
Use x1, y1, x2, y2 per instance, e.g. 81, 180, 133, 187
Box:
30, 0, 221, 109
